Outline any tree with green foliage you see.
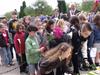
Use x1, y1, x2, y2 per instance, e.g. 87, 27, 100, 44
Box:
81, 0, 94, 12
57, 0, 67, 13
24, 6, 35, 16
33, 0, 53, 16
19, 1, 26, 18
4, 12, 12, 19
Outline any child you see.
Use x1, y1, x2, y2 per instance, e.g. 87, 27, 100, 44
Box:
25, 25, 44, 75
14, 23, 27, 73
0, 23, 12, 66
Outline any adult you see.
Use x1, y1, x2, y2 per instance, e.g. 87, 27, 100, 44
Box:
93, 14, 100, 66
67, 3, 80, 19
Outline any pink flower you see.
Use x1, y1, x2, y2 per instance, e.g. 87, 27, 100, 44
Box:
53, 26, 63, 39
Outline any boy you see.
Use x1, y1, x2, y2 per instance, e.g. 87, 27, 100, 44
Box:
25, 25, 44, 75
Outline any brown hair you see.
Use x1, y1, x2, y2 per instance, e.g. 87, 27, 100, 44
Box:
27, 25, 38, 32
16, 23, 24, 32
93, 14, 100, 27
23, 16, 31, 23
70, 16, 80, 25
78, 14, 87, 21
12, 11, 17, 15
45, 19, 54, 31
81, 22, 92, 32
70, 16, 80, 30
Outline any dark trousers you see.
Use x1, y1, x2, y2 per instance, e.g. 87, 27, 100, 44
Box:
10, 44, 15, 59
72, 54, 80, 73
56, 63, 66, 75
16, 53, 27, 72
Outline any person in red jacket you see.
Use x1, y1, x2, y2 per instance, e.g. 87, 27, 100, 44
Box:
14, 23, 27, 73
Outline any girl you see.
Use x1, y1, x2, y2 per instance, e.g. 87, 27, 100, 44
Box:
0, 23, 12, 66
23, 16, 31, 30
14, 23, 27, 73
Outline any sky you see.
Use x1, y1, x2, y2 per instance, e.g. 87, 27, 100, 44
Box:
0, 0, 82, 16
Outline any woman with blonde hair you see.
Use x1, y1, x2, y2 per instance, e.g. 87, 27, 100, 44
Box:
56, 19, 65, 29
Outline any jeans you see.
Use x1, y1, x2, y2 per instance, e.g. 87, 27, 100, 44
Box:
28, 64, 38, 75
0, 47, 12, 65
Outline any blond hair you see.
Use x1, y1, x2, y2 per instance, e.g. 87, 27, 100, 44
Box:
44, 43, 73, 62
56, 19, 64, 29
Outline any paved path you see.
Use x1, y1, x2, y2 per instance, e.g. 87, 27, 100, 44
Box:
0, 61, 90, 75
0, 61, 100, 75
0, 50, 100, 75
0, 49, 21, 75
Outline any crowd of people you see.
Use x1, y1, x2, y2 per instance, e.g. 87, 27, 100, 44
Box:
0, 3, 100, 75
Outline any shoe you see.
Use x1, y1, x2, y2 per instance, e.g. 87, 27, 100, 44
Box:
20, 70, 28, 74
95, 63, 100, 66
80, 67, 85, 71
23, 70, 28, 74
10, 63, 15, 66
5, 64, 11, 67
20, 72, 27, 75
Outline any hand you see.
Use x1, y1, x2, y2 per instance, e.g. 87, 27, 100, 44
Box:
18, 53, 21, 57
40, 47, 45, 52
7, 43, 10, 47
84, 59, 89, 67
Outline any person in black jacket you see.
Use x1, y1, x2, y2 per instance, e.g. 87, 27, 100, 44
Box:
8, 11, 18, 59
72, 22, 93, 75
